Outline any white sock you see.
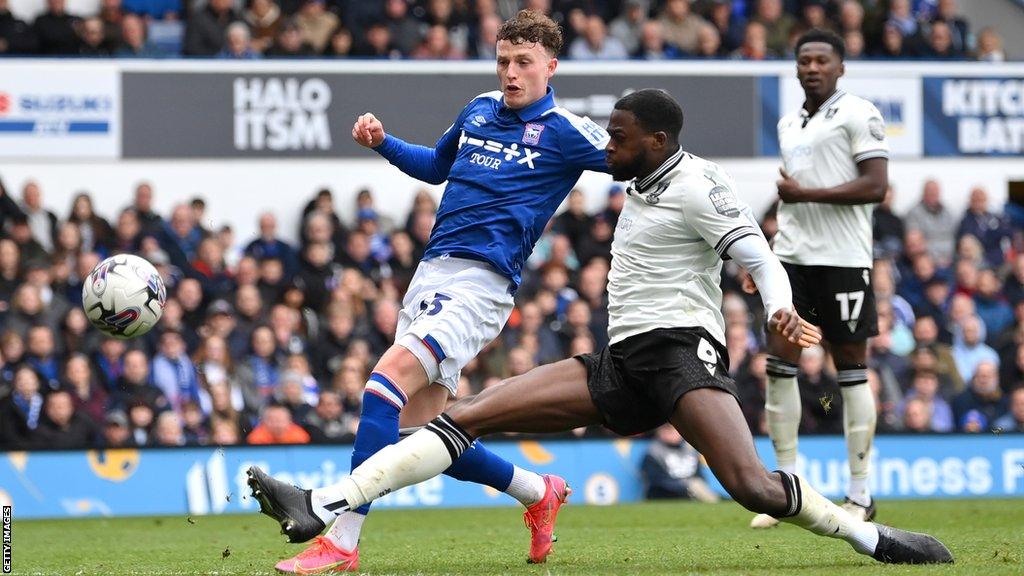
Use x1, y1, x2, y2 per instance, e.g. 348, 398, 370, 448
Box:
777, 471, 879, 556
325, 512, 364, 551
765, 357, 801, 474
840, 381, 876, 506
313, 417, 469, 514
505, 466, 546, 507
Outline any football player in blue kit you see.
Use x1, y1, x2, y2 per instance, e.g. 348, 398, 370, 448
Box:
248, 9, 611, 573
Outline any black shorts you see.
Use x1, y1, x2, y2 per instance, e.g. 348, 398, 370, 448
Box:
782, 262, 878, 344
575, 327, 740, 437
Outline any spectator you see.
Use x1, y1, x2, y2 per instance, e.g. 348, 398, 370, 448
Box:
552, 189, 592, 251
0, 366, 44, 448
704, 0, 741, 53
33, 389, 100, 449
127, 399, 155, 445
323, 24, 353, 56
384, 0, 420, 56
304, 390, 356, 442
904, 179, 957, 266
114, 349, 170, 413
67, 193, 114, 254
608, 0, 647, 55
993, 387, 1024, 432
974, 270, 1013, 341
957, 187, 1011, 268
352, 21, 399, 58
844, 29, 865, 59
974, 27, 1004, 63
78, 16, 111, 56
210, 417, 242, 445
875, 22, 907, 58
750, 0, 793, 57
151, 330, 200, 412
872, 187, 904, 259
901, 397, 933, 432
265, 18, 315, 57
952, 361, 1008, 432
885, 0, 917, 40
64, 353, 108, 426
130, 182, 162, 234
20, 182, 58, 254
920, 20, 959, 60
247, 403, 310, 444
153, 410, 186, 446
568, 14, 629, 60
25, 325, 61, 391
236, 325, 280, 407
218, 22, 261, 59
634, 19, 680, 60
897, 371, 953, 432
101, 410, 135, 447
931, 0, 969, 55
411, 24, 464, 59
836, 0, 864, 36
953, 315, 999, 382
33, 0, 81, 55
244, 0, 282, 53
731, 20, 768, 60
659, 0, 705, 55
0, 0, 38, 54
294, 0, 337, 54
184, 0, 239, 56
693, 21, 722, 58
180, 400, 208, 444
640, 424, 719, 502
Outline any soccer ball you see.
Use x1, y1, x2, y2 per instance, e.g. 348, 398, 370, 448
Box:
82, 254, 167, 339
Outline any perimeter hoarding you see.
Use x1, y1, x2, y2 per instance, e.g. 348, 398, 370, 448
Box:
0, 63, 120, 159
923, 76, 1024, 156
120, 72, 758, 158
2, 435, 1021, 519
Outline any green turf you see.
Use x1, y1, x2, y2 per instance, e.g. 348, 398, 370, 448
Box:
9, 499, 1022, 575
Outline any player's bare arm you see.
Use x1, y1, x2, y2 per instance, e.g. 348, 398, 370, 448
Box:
776, 157, 887, 205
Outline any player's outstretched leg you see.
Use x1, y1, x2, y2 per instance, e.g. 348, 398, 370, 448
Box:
310, 359, 598, 564
672, 387, 952, 564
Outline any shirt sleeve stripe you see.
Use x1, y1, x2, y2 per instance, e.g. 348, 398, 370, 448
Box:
854, 149, 889, 163
714, 226, 757, 257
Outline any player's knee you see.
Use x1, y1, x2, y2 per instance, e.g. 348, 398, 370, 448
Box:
374, 344, 431, 398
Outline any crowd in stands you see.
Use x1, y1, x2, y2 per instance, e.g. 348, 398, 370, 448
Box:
1, 172, 1023, 452
0, 0, 1010, 61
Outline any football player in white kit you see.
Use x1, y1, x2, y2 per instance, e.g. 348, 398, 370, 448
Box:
750, 29, 890, 529
247, 90, 952, 566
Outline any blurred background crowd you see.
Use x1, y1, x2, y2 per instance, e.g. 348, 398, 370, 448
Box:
1, 171, 1023, 452
0, 0, 1010, 61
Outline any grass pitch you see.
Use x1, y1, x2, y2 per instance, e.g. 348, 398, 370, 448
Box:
10, 499, 1022, 575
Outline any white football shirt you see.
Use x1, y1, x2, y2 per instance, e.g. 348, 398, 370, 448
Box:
773, 90, 889, 268
608, 148, 763, 347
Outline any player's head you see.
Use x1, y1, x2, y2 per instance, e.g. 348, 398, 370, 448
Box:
496, 10, 562, 109
605, 89, 683, 182
794, 28, 845, 101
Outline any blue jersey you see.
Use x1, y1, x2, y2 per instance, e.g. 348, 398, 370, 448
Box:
373, 87, 610, 288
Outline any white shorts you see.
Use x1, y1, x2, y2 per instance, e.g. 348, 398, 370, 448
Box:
395, 256, 515, 395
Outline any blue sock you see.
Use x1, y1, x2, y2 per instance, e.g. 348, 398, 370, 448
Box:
350, 373, 406, 514
443, 440, 514, 491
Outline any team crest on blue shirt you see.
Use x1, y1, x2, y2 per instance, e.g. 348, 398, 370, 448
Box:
522, 123, 545, 145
